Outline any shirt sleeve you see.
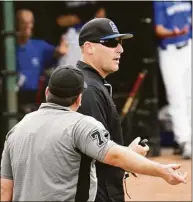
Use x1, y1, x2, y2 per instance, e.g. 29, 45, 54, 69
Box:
1, 140, 13, 180
72, 116, 116, 162
78, 86, 109, 131
153, 1, 166, 26
41, 41, 56, 68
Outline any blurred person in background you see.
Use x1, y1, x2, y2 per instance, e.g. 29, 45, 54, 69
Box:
153, 1, 192, 159
16, 9, 67, 113
57, 2, 106, 67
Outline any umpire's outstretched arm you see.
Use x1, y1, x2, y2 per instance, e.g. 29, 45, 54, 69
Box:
103, 144, 187, 185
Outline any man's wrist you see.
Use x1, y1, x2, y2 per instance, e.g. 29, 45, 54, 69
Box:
154, 163, 167, 179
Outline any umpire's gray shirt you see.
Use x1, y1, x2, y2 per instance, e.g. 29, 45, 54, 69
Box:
1, 103, 116, 201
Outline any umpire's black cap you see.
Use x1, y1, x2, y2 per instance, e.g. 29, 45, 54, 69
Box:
79, 17, 133, 46
48, 65, 87, 98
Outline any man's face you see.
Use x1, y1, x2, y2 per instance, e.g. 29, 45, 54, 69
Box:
17, 11, 34, 38
92, 39, 124, 76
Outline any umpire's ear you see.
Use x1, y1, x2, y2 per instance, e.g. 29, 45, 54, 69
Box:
76, 93, 82, 107
45, 87, 49, 98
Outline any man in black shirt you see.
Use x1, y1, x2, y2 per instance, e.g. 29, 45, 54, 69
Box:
77, 18, 134, 202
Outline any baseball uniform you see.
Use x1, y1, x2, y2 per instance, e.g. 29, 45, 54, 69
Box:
153, 1, 192, 156
1, 102, 116, 201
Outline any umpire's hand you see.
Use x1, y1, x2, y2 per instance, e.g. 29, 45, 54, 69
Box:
128, 137, 149, 156
161, 164, 188, 185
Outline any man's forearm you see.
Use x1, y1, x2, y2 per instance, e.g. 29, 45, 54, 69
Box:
1, 178, 13, 201
104, 145, 165, 178
155, 25, 175, 38
123, 146, 164, 177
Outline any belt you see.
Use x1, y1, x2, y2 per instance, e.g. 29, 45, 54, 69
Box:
176, 41, 188, 49
160, 41, 188, 50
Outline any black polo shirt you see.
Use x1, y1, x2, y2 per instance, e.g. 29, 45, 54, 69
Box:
77, 60, 125, 201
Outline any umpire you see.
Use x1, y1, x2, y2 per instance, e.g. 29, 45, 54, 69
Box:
1, 65, 187, 201
77, 17, 133, 201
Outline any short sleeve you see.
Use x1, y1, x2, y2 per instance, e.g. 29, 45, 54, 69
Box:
1, 140, 13, 180
153, 1, 166, 26
72, 116, 116, 162
41, 41, 56, 68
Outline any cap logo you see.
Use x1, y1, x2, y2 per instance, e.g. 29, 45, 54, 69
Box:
109, 21, 118, 33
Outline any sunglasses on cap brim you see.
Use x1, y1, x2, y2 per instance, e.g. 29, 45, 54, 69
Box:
90, 38, 123, 48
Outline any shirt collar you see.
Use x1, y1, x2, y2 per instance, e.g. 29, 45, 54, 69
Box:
17, 39, 31, 50
39, 102, 71, 111
77, 60, 108, 85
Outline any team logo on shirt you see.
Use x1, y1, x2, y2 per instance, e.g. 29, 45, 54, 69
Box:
31, 57, 40, 67
167, 2, 191, 16
90, 129, 109, 147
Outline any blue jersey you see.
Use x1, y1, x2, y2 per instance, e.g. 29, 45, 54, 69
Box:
153, 1, 192, 47
16, 39, 55, 91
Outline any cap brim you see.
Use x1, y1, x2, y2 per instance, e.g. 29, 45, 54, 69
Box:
101, 33, 133, 40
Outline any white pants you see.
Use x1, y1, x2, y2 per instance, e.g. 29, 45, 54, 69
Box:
158, 39, 192, 144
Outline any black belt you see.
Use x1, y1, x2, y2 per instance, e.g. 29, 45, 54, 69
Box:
160, 41, 188, 50
176, 41, 188, 49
